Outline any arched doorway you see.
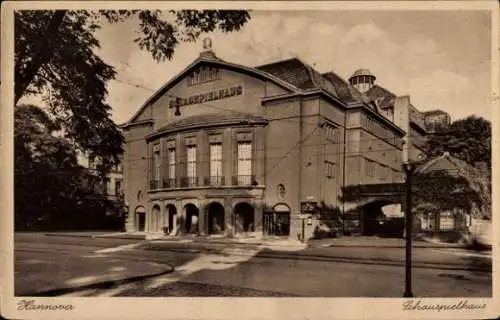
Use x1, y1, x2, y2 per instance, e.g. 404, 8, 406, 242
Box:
164, 204, 177, 235
207, 202, 225, 235
359, 200, 402, 236
273, 203, 291, 236
135, 206, 146, 232
151, 205, 160, 232
184, 203, 199, 234
234, 202, 254, 234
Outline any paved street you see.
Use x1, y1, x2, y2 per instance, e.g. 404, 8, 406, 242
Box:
14, 233, 492, 297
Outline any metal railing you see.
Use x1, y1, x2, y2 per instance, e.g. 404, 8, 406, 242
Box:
162, 178, 177, 189
151, 175, 258, 189
150, 179, 160, 190
232, 175, 256, 186
180, 176, 199, 187
204, 176, 225, 186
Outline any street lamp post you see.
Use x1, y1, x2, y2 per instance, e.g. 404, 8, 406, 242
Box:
402, 162, 416, 298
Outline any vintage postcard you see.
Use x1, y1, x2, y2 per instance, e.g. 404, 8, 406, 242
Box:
1, 1, 498, 319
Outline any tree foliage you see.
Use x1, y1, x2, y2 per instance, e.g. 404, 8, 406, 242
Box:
15, 9, 250, 176
15, 104, 123, 230
425, 116, 491, 168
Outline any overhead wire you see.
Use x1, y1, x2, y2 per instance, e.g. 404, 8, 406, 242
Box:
109, 70, 433, 184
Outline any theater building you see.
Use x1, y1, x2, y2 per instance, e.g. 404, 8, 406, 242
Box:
121, 40, 424, 240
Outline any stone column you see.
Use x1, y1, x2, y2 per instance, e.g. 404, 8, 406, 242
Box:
254, 199, 264, 234
198, 200, 206, 236
224, 197, 234, 237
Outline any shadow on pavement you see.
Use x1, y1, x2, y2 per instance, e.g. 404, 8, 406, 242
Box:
99, 238, 492, 298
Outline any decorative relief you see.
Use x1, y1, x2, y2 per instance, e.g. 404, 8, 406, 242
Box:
166, 139, 176, 149
236, 132, 253, 142
209, 134, 223, 144
185, 136, 197, 146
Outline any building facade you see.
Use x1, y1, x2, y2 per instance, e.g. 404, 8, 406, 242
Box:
423, 109, 451, 133
121, 43, 428, 240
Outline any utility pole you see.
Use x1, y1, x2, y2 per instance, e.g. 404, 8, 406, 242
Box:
402, 162, 416, 298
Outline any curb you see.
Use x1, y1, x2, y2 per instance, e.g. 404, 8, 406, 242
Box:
21, 263, 175, 297
44, 233, 94, 238
44, 233, 149, 241
43, 233, 467, 250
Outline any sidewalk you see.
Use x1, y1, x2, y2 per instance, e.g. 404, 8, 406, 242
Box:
307, 236, 465, 249
15, 249, 174, 296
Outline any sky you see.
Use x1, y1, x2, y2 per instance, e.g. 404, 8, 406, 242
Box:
26, 9, 494, 125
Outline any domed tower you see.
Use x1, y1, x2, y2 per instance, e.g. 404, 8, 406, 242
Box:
349, 69, 376, 93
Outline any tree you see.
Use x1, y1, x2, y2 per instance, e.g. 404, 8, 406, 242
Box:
15, 10, 251, 176
15, 104, 125, 230
425, 116, 491, 168
15, 104, 85, 229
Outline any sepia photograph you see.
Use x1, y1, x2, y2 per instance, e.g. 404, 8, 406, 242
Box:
1, 1, 498, 319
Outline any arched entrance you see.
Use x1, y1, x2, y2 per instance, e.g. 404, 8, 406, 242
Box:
234, 202, 255, 234
151, 205, 160, 232
135, 206, 146, 232
184, 203, 199, 234
359, 199, 402, 236
263, 203, 291, 236
273, 203, 291, 236
164, 204, 177, 235
207, 202, 225, 235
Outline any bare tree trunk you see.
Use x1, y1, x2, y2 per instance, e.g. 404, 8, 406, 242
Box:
14, 10, 67, 105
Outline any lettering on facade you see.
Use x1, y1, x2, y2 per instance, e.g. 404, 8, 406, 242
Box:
169, 84, 243, 108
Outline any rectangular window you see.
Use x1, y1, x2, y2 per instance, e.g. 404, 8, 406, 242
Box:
440, 212, 455, 231
103, 178, 110, 195
210, 143, 223, 184
186, 145, 197, 185
168, 148, 176, 180
188, 67, 219, 86
365, 159, 375, 177
154, 150, 161, 185
325, 161, 336, 179
237, 142, 252, 184
115, 180, 122, 196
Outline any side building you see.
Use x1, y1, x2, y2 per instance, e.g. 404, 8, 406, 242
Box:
120, 43, 410, 240
423, 109, 451, 133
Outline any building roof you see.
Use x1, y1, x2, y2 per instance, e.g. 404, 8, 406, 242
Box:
148, 112, 268, 139
365, 85, 396, 109
423, 109, 450, 116
321, 71, 370, 104
256, 58, 340, 100
125, 53, 300, 125
350, 69, 376, 79
415, 152, 491, 218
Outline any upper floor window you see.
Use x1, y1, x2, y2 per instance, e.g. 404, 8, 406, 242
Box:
237, 142, 252, 184
168, 148, 176, 180
210, 143, 223, 177
325, 161, 336, 179
324, 123, 340, 144
365, 159, 375, 177
115, 179, 122, 196
153, 148, 161, 183
186, 145, 197, 178
188, 67, 219, 86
